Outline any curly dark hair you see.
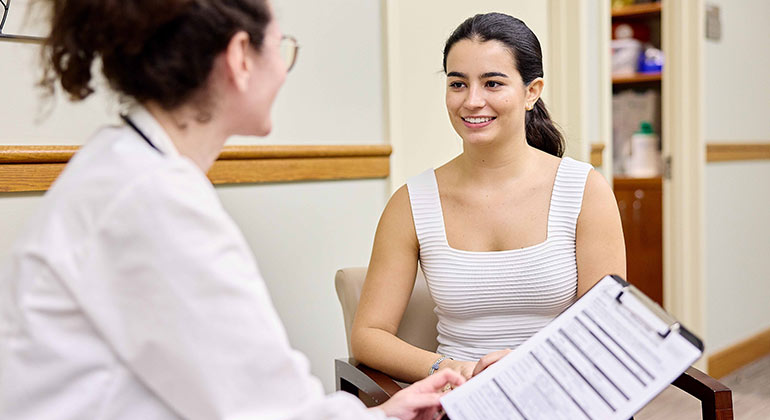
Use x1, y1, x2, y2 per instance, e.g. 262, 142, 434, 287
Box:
40, 0, 271, 110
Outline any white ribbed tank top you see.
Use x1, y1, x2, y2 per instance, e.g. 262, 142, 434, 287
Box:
406, 157, 593, 361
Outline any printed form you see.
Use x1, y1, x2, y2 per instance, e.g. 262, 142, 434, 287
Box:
440, 275, 703, 420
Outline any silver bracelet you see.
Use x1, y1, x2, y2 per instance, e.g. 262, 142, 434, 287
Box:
429, 355, 453, 375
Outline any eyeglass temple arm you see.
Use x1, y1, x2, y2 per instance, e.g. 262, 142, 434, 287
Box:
0, 0, 45, 43
1, 0, 10, 32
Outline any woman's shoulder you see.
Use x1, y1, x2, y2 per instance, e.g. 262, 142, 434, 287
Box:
559, 155, 594, 173
579, 168, 618, 222
528, 148, 563, 172
374, 184, 419, 248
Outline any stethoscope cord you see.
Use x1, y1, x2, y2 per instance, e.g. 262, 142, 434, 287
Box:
120, 114, 164, 155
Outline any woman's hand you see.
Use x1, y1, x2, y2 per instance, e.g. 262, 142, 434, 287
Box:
471, 349, 512, 377
376, 369, 466, 420
439, 359, 477, 380
438, 349, 512, 379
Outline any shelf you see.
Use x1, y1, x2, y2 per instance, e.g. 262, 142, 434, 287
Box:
612, 72, 662, 85
611, 2, 662, 19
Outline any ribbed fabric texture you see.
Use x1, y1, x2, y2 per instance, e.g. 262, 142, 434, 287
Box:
406, 157, 593, 361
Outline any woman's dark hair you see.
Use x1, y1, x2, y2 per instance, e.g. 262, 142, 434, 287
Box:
40, 0, 271, 110
443, 12, 564, 157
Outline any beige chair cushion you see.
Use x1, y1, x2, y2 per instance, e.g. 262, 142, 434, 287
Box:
335, 267, 439, 356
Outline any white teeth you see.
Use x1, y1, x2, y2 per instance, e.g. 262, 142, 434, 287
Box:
464, 117, 494, 124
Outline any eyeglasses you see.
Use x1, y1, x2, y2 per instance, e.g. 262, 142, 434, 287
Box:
0, 0, 44, 44
280, 35, 299, 73
1, 0, 11, 33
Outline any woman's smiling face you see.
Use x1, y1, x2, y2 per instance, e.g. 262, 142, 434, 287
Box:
445, 38, 534, 147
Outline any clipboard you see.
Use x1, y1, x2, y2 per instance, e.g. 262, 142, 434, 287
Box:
612, 275, 702, 349
440, 275, 704, 420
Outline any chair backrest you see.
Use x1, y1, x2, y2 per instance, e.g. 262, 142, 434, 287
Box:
335, 267, 439, 356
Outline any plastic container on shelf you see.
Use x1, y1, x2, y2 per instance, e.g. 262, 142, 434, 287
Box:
626, 121, 662, 177
638, 46, 664, 73
611, 38, 643, 76
612, 22, 651, 43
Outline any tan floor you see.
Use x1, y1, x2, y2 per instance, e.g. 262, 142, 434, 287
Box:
636, 355, 770, 419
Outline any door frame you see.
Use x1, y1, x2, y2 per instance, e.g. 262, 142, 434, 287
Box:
661, 0, 706, 347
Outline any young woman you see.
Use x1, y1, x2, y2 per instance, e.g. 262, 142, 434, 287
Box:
352, 12, 626, 383
0, 1, 463, 419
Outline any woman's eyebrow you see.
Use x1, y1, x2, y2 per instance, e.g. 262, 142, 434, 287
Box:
446, 71, 510, 79
481, 72, 509, 78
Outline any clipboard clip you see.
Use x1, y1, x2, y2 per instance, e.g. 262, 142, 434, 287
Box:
615, 286, 680, 339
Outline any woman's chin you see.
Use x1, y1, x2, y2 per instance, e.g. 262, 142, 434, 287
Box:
461, 133, 498, 147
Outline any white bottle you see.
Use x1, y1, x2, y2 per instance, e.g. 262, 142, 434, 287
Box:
626, 121, 661, 177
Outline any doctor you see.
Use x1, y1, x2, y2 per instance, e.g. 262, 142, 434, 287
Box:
0, 0, 464, 419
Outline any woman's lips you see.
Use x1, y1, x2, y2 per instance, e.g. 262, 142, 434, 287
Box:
461, 116, 496, 128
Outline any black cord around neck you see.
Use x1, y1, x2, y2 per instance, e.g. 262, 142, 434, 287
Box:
121, 114, 164, 155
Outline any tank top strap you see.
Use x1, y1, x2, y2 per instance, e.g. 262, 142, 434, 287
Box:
406, 169, 445, 251
547, 157, 594, 239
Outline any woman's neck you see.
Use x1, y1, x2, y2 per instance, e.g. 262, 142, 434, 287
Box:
145, 102, 230, 172
456, 133, 539, 185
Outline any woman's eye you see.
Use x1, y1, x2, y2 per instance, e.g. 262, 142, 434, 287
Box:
486, 81, 503, 88
449, 81, 465, 88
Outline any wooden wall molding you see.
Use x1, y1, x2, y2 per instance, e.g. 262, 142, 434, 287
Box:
587, 142, 770, 168
706, 143, 770, 163
0, 145, 392, 193
708, 327, 770, 379
590, 143, 605, 167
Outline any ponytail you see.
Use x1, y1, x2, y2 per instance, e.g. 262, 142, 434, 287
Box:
39, 0, 271, 109
525, 98, 564, 157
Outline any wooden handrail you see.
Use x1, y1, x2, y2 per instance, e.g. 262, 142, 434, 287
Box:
587, 142, 770, 169
706, 143, 770, 163
0, 146, 80, 164
0, 144, 392, 193
0, 144, 392, 163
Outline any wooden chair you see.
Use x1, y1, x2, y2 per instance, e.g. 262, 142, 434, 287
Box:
334, 267, 734, 420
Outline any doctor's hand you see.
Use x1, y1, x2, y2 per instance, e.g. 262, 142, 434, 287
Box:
471, 348, 512, 377
375, 369, 465, 420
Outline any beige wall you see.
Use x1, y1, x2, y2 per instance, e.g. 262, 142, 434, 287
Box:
703, 0, 770, 352
0, 0, 387, 392
0, 0, 117, 145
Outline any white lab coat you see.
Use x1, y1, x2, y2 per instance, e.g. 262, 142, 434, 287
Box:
0, 107, 386, 420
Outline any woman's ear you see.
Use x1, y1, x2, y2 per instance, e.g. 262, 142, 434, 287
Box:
224, 31, 253, 92
526, 77, 545, 107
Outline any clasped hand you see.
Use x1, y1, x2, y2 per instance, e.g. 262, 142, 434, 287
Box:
439, 348, 512, 380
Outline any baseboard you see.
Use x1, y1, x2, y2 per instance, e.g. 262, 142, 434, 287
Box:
708, 327, 770, 379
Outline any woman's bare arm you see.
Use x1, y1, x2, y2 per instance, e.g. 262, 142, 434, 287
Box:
576, 170, 627, 297
350, 186, 452, 383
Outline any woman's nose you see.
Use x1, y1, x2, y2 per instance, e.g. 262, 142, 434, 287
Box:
464, 86, 485, 109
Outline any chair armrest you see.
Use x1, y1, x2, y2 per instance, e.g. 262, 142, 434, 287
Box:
672, 366, 733, 420
336, 359, 734, 419
335, 358, 404, 405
